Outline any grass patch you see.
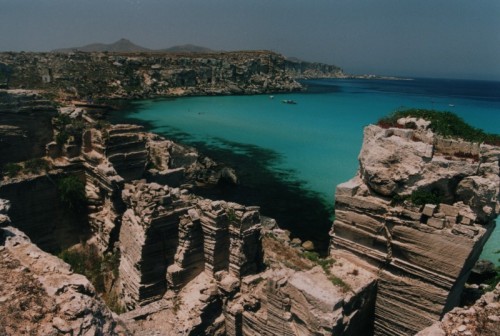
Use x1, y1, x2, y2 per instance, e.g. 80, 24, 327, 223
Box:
3, 162, 22, 177
262, 233, 311, 271
58, 245, 123, 312
377, 109, 500, 145
24, 158, 49, 174
328, 275, 351, 293
392, 188, 442, 206
263, 234, 352, 292
53, 114, 71, 127
303, 251, 335, 270
302, 251, 351, 292
56, 130, 69, 146
59, 245, 104, 290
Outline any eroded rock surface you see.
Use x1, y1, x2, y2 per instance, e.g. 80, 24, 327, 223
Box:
331, 121, 500, 335
0, 226, 123, 335
0, 90, 57, 166
417, 283, 500, 336
118, 180, 263, 309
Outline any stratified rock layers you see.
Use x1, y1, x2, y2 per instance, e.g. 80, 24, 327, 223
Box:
417, 282, 500, 336
118, 180, 263, 309
330, 122, 500, 335
0, 90, 56, 166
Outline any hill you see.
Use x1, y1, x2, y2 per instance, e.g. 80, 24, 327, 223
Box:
53, 38, 151, 53
53, 39, 213, 54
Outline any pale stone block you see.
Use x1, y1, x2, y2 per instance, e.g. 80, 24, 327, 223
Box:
452, 224, 475, 238
336, 178, 360, 197
427, 217, 445, 229
422, 204, 437, 217
439, 204, 459, 217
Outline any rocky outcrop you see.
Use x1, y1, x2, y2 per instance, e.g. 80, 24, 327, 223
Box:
284, 59, 345, 79
0, 51, 301, 100
102, 124, 148, 181
0, 225, 122, 335
0, 90, 56, 167
213, 230, 378, 336
0, 173, 91, 253
330, 119, 500, 335
118, 180, 263, 309
417, 283, 500, 336
229, 267, 377, 336
145, 133, 236, 187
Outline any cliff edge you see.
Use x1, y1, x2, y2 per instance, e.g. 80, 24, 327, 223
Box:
330, 112, 500, 335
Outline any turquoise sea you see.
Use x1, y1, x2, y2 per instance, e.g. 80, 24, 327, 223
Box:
111, 78, 500, 263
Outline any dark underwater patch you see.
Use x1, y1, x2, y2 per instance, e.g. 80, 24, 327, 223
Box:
108, 108, 333, 253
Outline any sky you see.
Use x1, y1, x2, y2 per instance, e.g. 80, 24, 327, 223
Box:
1, 0, 499, 80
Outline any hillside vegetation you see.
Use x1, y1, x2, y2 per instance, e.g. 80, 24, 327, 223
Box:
378, 109, 500, 146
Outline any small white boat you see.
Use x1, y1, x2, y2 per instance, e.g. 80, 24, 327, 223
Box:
282, 99, 297, 105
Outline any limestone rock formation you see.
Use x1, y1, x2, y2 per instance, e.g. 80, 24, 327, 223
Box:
284, 58, 345, 79
217, 230, 378, 336
330, 119, 500, 335
417, 283, 500, 336
0, 172, 92, 253
0, 90, 57, 167
0, 51, 301, 100
118, 180, 263, 309
0, 226, 122, 335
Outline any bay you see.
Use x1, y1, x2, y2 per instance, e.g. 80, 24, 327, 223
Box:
110, 78, 500, 263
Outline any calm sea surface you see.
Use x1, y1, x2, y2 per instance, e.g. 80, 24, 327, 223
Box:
110, 78, 500, 263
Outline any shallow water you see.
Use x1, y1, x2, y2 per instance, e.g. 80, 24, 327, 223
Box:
111, 78, 500, 263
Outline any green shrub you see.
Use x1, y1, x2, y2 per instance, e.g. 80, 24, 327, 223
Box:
391, 194, 410, 206
377, 109, 500, 145
57, 175, 86, 210
95, 120, 111, 130
303, 251, 321, 263
392, 189, 442, 207
3, 162, 22, 177
24, 158, 49, 174
227, 208, 237, 222
328, 275, 351, 293
59, 245, 105, 291
68, 119, 85, 135
56, 130, 69, 146
410, 189, 442, 206
303, 251, 336, 271
53, 114, 71, 127
59, 245, 123, 311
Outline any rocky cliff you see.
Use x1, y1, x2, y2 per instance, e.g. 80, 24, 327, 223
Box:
1, 69, 499, 335
0, 223, 122, 335
0, 90, 57, 167
0, 89, 383, 335
284, 59, 345, 79
330, 116, 500, 335
417, 282, 500, 336
0, 51, 301, 100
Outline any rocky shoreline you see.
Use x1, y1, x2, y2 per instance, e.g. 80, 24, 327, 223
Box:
0, 51, 307, 101
0, 51, 499, 335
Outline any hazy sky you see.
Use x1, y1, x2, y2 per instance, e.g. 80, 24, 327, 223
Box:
1, 0, 499, 80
